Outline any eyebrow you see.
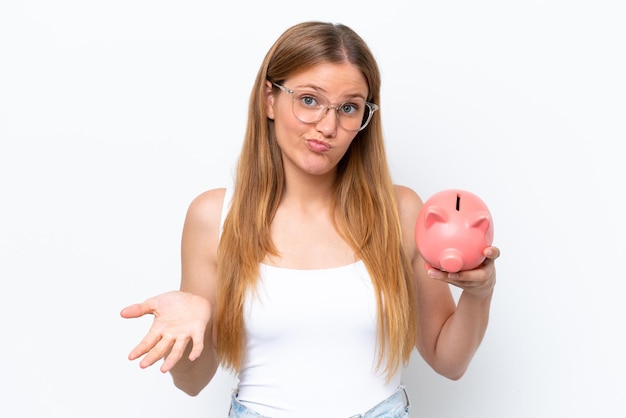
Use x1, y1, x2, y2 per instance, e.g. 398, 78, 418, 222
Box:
291, 84, 367, 101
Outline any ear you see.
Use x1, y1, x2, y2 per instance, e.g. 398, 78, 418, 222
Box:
264, 80, 275, 120
424, 206, 448, 229
468, 211, 492, 232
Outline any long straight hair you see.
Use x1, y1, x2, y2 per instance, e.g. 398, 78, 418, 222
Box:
215, 21, 417, 380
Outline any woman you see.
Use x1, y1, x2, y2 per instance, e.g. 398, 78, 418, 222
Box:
121, 21, 499, 418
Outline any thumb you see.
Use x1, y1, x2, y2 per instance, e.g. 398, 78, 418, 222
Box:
120, 301, 153, 319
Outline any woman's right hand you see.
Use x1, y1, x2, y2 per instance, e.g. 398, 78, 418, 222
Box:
120, 290, 212, 373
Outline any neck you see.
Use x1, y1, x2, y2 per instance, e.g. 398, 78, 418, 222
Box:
281, 169, 338, 208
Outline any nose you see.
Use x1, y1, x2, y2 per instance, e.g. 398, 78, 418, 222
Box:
315, 106, 339, 135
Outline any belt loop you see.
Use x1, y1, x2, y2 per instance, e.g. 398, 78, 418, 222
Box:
401, 385, 411, 411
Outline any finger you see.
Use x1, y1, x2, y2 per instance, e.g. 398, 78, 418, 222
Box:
483, 246, 501, 260
444, 268, 487, 284
120, 301, 154, 319
139, 335, 175, 369
447, 276, 481, 286
427, 268, 447, 280
447, 267, 495, 292
187, 329, 205, 362
128, 331, 162, 361
160, 337, 190, 373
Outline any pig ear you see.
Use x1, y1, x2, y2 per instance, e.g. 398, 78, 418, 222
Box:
469, 211, 491, 231
424, 206, 448, 228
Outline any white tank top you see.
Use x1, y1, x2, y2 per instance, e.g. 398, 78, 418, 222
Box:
219, 188, 401, 418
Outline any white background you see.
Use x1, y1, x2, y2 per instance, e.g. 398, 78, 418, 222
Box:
1, 1, 624, 417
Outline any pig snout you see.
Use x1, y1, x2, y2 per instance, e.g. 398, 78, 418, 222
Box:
438, 248, 465, 273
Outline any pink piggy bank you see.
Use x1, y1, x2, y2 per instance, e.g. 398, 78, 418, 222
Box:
415, 189, 494, 273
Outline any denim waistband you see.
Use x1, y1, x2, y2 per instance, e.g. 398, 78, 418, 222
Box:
228, 385, 410, 418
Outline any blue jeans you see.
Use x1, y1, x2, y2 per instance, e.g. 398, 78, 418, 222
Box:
228, 386, 411, 418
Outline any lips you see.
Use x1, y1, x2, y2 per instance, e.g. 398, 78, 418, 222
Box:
306, 139, 331, 153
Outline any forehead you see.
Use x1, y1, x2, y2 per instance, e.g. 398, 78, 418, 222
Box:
287, 62, 368, 98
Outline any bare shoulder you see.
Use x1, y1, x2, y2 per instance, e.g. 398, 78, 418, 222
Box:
182, 188, 228, 265
393, 185, 424, 257
183, 188, 228, 234
180, 188, 227, 296
393, 184, 424, 218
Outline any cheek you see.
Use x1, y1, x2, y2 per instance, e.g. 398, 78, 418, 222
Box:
338, 132, 358, 149
273, 116, 301, 149
273, 107, 304, 138
269, 95, 292, 122
324, 134, 357, 162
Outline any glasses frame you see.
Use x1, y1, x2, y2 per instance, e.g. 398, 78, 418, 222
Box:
271, 82, 379, 132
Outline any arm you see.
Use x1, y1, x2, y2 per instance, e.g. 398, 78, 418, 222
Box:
395, 185, 499, 380
120, 188, 226, 396
169, 188, 226, 395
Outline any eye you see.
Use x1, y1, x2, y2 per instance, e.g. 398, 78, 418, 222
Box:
339, 102, 360, 115
297, 93, 320, 108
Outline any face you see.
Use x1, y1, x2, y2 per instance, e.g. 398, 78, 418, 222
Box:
265, 62, 369, 179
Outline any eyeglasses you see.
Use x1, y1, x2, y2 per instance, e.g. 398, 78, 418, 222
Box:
272, 82, 379, 132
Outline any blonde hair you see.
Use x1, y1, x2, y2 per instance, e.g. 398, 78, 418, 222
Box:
215, 21, 417, 380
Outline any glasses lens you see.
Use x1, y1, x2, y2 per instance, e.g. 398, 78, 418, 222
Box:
291, 91, 322, 124
291, 91, 373, 131
357, 105, 372, 131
